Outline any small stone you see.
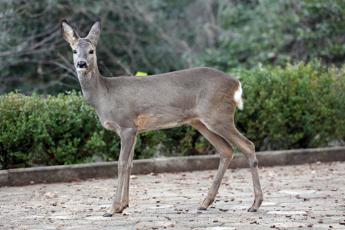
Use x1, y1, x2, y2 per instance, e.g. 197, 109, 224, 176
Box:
219, 208, 228, 212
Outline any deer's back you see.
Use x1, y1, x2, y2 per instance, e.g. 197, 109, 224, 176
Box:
109, 67, 238, 102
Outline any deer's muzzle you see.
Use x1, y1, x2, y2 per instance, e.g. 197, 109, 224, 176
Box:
77, 61, 87, 69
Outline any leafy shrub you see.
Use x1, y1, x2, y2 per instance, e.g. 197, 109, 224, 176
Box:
233, 61, 345, 150
0, 92, 118, 169
0, 62, 344, 169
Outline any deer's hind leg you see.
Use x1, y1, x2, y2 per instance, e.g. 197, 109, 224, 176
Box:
200, 112, 263, 212
191, 120, 233, 210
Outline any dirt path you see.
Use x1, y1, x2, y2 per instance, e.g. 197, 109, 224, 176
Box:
1, 162, 345, 229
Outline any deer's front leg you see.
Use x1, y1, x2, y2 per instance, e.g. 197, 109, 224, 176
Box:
103, 128, 137, 217
121, 136, 136, 208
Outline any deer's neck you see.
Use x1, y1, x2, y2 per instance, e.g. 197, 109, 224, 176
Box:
77, 67, 103, 108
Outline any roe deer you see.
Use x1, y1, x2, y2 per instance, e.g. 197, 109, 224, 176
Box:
61, 20, 263, 217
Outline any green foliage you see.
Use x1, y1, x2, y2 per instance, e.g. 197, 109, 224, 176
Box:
0, 92, 119, 169
233, 61, 345, 150
1, 62, 344, 169
200, 0, 345, 71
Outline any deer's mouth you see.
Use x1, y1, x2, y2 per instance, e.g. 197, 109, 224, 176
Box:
76, 66, 87, 71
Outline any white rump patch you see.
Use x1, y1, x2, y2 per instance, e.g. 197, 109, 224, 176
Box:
234, 82, 243, 110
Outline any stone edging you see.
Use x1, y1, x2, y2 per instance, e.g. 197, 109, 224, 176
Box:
1, 146, 344, 187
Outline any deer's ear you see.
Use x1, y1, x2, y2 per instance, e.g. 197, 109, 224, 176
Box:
61, 20, 80, 46
86, 21, 101, 45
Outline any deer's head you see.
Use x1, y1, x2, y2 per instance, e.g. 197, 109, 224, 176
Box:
61, 20, 101, 74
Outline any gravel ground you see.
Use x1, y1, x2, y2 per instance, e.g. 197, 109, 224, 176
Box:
1, 161, 345, 230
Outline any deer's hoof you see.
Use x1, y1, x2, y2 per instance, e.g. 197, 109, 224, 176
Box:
103, 212, 113, 217
198, 197, 213, 210
113, 207, 124, 213
247, 207, 257, 212
111, 202, 128, 213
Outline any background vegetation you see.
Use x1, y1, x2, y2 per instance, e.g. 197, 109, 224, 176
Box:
1, 0, 344, 169
1, 0, 345, 93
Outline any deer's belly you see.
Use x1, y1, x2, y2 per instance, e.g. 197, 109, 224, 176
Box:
134, 114, 190, 132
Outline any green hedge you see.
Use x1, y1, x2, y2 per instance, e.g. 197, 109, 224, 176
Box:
0, 92, 115, 169
1, 62, 344, 169
233, 62, 345, 150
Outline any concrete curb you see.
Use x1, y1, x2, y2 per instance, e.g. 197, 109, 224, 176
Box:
1, 146, 344, 187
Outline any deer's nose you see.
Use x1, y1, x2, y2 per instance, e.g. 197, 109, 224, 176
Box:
77, 61, 87, 68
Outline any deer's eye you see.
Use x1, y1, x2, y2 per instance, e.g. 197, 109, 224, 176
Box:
89, 50, 94, 54
73, 50, 77, 54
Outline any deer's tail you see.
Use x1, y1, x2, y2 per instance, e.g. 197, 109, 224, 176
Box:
234, 81, 243, 110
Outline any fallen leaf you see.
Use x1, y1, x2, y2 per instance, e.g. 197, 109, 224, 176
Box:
44, 192, 57, 199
